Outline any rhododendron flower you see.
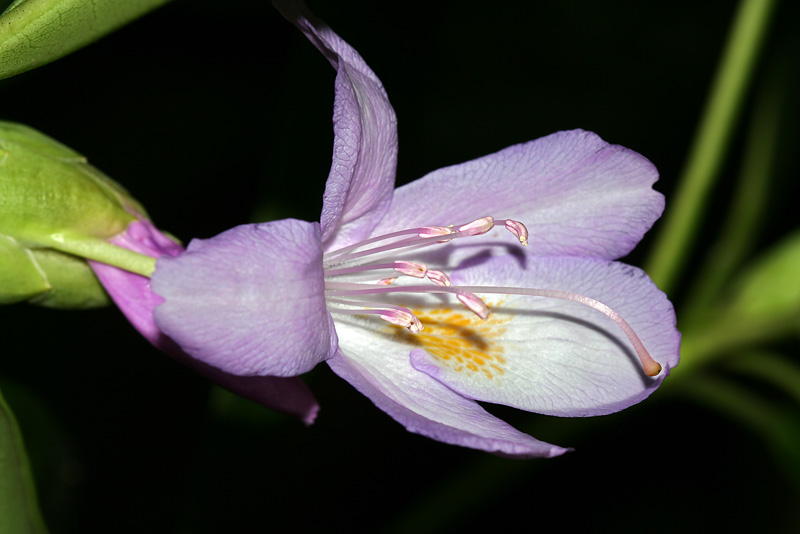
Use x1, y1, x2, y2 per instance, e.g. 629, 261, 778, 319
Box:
149, 1, 680, 457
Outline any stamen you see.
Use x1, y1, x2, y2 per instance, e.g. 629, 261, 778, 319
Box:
327, 299, 423, 333
324, 261, 427, 278
426, 269, 451, 286
378, 309, 424, 333
393, 261, 427, 278
503, 219, 529, 246
456, 285, 663, 377
457, 216, 495, 236
456, 291, 490, 320
378, 277, 397, 286
325, 282, 662, 377
418, 226, 455, 239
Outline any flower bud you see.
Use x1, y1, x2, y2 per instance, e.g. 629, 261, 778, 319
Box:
0, 121, 157, 307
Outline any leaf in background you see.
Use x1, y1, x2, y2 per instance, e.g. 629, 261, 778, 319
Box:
727, 351, 800, 406
0, 387, 48, 534
676, 373, 800, 492
0, 0, 173, 80
728, 230, 800, 325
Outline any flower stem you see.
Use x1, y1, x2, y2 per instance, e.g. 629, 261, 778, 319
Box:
645, 0, 777, 294
44, 232, 156, 277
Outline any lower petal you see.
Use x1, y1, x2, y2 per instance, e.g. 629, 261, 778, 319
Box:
409, 255, 680, 417
329, 330, 568, 458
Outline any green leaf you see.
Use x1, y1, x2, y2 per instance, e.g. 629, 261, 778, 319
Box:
0, 387, 49, 534
676, 374, 800, 491
0, 0, 172, 80
727, 351, 800, 406
728, 230, 800, 323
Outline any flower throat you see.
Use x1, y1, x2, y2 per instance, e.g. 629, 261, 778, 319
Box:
322, 216, 662, 377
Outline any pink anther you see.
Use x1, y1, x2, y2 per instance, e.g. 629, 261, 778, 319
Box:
456, 291, 490, 320
379, 309, 423, 333
457, 216, 495, 236
504, 219, 529, 246
378, 277, 397, 286
426, 269, 451, 287
418, 226, 455, 239
393, 261, 428, 278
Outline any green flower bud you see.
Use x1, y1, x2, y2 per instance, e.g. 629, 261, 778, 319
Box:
0, 121, 156, 308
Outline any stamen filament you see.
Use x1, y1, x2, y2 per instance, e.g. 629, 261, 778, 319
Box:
325, 261, 427, 278
324, 226, 448, 261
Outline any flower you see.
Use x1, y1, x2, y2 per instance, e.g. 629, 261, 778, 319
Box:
90, 219, 321, 424
149, 0, 680, 458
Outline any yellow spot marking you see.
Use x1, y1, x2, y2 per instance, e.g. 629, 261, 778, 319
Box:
390, 300, 511, 382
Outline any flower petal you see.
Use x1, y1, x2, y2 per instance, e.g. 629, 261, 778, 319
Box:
275, 0, 398, 250
382, 130, 662, 260
329, 332, 568, 458
152, 219, 337, 377
409, 255, 680, 417
90, 219, 183, 351
92, 220, 320, 424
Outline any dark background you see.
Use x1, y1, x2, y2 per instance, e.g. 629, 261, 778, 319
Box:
1, 0, 799, 531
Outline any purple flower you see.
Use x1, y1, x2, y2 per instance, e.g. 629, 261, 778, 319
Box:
148, 1, 680, 457
91, 219, 320, 424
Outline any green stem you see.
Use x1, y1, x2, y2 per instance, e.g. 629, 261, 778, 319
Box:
44, 232, 156, 277
684, 55, 786, 317
645, 0, 777, 294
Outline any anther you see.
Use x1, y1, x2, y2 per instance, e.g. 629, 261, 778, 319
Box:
378, 277, 397, 286
458, 216, 495, 236
504, 219, 529, 246
456, 291, 490, 320
393, 261, 427, 278
426, 269, 451, 287
419, 226, 455, 239
379, 309, 423, 333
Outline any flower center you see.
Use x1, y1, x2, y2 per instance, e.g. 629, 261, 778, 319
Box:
323, 216, 662, 377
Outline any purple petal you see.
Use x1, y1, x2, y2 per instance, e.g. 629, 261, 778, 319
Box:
151, 219, 337, 377
410, 254, 680, 417
91, 219, 183, 352
328, 345, 568, 458
275, 0, 398, 251
92, 220, 320, 424
381, 130, 663, 260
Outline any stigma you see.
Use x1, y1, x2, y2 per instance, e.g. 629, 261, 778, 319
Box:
323, 215, 662, 377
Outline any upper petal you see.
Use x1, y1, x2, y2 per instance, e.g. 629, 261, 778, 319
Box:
382, 130, 663, 260
152, 219, 337, 377
330, 326, 568, 458
275, 0, 398, 250
409, 255, 680, 417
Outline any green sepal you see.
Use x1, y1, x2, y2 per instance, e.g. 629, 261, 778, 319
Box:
0, 0, 172, 80
28, 247, 110, 308
0, 233, 50, 304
